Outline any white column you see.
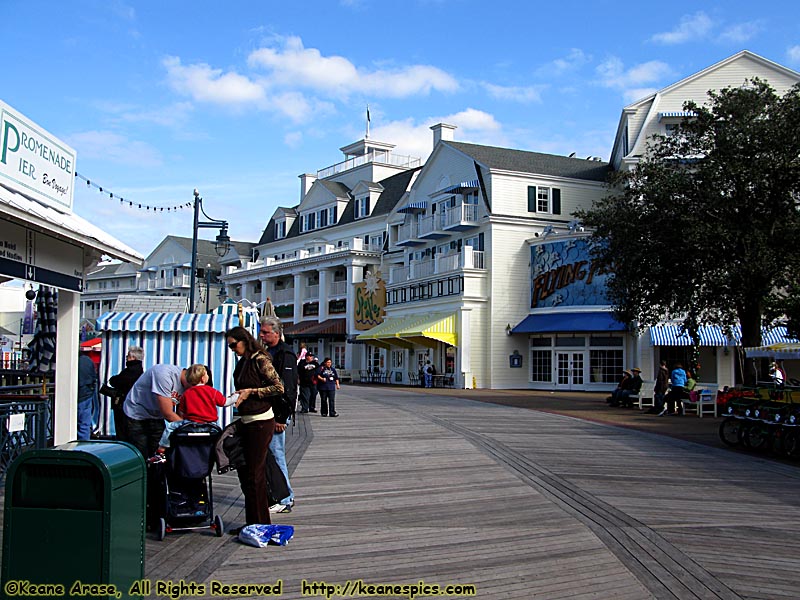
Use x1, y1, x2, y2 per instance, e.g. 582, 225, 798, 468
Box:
260, 277, 268, 305
293, 273, 303, 322
460, 308, 472, 389
346, 264, 364, 371
54, 290, 80, 445
318, 268, 330, 321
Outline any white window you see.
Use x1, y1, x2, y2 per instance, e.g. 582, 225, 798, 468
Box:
302, 212, 316, 232
369, 233, 383, 250
328, 207, 336, 225
333, 344, 346, 369
355, 196, 370, 219
391, 350, 404, 369
318, 209, 328, 228
537, 186, 550, 212
463, 190, 479, 205
275, 220, 286, 239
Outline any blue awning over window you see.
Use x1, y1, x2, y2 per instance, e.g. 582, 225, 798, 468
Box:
432, 179, 480, 196
657, 111, 697, 121
511, 311, 626, 334
398, 201, 428, 213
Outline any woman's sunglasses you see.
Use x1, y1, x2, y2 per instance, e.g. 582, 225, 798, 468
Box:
228, 341, 238, 350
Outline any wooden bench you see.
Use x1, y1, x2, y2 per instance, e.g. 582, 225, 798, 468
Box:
681, 388, 717, 418
631, 380, 656, 411
337, 369, 352, 383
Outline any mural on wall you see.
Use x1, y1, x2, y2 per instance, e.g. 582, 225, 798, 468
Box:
530, 236, 610, 308
354, 270, 386, 330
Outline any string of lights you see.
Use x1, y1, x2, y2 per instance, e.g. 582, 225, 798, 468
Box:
75, 172, 192, 213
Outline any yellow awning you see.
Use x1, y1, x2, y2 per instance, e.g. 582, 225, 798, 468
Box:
358, 312, 457, 347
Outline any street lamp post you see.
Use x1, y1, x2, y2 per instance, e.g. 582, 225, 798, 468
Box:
190, 189, 231, 313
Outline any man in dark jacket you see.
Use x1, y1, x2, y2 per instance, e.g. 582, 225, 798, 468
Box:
297, 352, 320, 413
259, 316, 298, 513
108, 346, 144, 440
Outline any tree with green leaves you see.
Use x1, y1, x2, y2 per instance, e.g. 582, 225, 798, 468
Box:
576, 79, 800, 384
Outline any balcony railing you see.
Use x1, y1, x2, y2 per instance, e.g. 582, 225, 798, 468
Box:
443, 204, 479, 228
388, 247, 486, 284
418, 214, 446, 237
329, 281, 348, 297
303, 284, 319, 300
317, 151, 421, 179
397, 221, 419, 243
252, 237, 382, 271
271, 288, 295, 304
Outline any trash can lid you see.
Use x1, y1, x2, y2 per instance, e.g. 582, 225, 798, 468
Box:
14, 440, 145, 489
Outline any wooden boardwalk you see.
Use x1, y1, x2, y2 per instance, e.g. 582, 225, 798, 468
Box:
4, 386, 800, 599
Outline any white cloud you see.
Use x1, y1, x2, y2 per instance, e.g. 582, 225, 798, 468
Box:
482, 82, 546, 103
537, 48, 591, 76
284, 131, 303, 148
650, 12, 714, 45
162, 56, 265, 105
247, 35, 459, 98
370, 109, 505, 161
596, 57, 672, 90
718, 21, 763, 44
68, 130, 163, 168
623, 88, 658, 104
787, 45, 800, 65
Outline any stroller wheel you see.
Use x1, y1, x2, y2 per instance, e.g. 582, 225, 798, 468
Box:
214, 515, 224, 538
158, 518, 166, 541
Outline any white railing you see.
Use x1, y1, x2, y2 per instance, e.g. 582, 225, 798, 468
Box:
329, 281, 348, 297
390, 265, 410, 284
443, 204, 479, 227
387, 247, 486, 286
271, 288, 295, 304
437, 253, 460, 273
317, 151, 421, 179
137, 280, 157, 291
397, 221, 419, 243
418, 214, 445, 236
303, 284, 319, 300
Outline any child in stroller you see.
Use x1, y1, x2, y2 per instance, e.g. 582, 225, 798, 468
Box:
148, 364, 234, 539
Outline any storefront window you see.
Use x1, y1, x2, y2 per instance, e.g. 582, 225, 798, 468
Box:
367, 346, 384, 371
530, 350, 552, 382
391, 350, 404, 369
589, 350, 624, 383
332, 344, 346, 369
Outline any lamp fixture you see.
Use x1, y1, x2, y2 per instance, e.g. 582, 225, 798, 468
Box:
505, 323, 512, 336
190, 188, 231, 313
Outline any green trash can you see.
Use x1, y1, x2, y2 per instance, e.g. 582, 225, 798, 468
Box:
1, 440, 145, 600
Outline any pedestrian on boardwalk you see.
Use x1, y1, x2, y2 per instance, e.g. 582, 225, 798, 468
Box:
107, 346, 144, 440
77, 353, 98, 441
227, 326, 283, 527
298, 351, 320, 413
317, 357, 340, 417
648, 360, 670, 414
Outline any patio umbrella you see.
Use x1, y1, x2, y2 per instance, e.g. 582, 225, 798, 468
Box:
27, 286, 57, 373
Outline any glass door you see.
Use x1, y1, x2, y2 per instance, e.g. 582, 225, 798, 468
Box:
556, 351, 585, 390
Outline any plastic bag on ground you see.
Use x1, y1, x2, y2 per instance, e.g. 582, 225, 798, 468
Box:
238, 524, 295, 547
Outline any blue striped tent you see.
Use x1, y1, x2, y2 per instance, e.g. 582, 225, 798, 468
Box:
96, 306, 259, 434
649, 324, 796, 347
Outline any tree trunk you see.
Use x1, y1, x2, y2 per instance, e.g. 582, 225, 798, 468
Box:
738, 301, 763, 387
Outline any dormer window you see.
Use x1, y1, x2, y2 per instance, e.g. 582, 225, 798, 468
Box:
355, 196, 370, 219
275, 220, 286, 239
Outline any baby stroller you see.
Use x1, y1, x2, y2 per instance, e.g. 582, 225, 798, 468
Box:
154, 421, 224, 540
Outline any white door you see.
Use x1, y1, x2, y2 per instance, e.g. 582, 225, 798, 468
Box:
556, 352, 585, 390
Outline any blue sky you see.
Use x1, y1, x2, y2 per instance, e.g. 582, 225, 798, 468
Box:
3, 0, 799, 257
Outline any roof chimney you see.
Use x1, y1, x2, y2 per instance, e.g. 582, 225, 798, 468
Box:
299, 173, 316, 200
430, 123, 457, 146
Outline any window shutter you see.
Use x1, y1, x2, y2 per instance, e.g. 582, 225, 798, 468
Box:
527, 186, 537, 212
365, 197, 371, 215
552, 188, 561, 215
478, 232, 485, 251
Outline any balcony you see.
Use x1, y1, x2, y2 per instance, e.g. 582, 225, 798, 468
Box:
329, 280, 348, 297
137, 279, 157, 291
302, 284, 319, 301
317, 151, 421, 179
443, 204, 480, 231
396, 221, 423, 246
387, 247, 486, 284
418, 214, 447, 239
271, 288, 295, 304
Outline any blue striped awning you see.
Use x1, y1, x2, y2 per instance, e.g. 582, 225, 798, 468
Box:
649, 325, 797, 347
433, 179, 480, 196
398, 201, 428, 213
96, 311, 253, 333
657, 111, 697, 121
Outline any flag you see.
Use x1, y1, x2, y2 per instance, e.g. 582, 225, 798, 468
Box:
366, 106, 370, 123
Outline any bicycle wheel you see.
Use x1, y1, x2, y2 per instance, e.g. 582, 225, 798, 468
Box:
783, 428, 800, 459
742, 422, 769, 451
719, 418, 741, 446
